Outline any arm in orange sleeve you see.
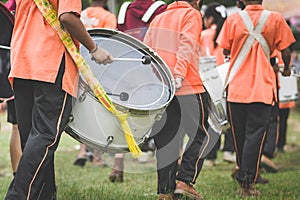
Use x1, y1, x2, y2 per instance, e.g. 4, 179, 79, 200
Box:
173, 11, 202, 79
281, 47, 291, 76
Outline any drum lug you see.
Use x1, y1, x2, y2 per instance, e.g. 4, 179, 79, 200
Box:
155, 113, 162, 121
105, 136, 114, 147
79, 89, 88, 102
68, 114, 74, 123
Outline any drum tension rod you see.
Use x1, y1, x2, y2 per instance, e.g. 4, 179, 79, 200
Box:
113, 55, 151, 64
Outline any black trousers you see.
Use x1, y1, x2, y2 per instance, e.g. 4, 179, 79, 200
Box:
262, 103, 279, 158
206, 127, 235, 160
278, 108, 290, 150
5, 59, 73, 200
228, 102, 272, 187
151, 92, 210, 194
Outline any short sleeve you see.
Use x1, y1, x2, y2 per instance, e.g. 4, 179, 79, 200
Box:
58, 0, 82, 17
217, 18, 232, 50
274, 14, 296, 51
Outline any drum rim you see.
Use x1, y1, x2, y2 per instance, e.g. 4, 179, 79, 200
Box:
83, 28, 175, 111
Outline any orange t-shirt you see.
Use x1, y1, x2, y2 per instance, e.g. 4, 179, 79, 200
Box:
81, 7, 117, 29
200, 24, 224, 66
9, 0, 81, 97
217, 5, 295, 104
144, 1, 205, 96
279, 101, 296, 109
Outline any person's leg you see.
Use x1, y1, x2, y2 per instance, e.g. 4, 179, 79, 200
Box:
204, 127, 220, 166
73, 143, 88, 167
5, 60, 73, 200
175, 93, 210, 199
228, 102, 247, 172
9, 124, 22, 174
109, 153, 125, 182
91, 149, 105, 167
262, 103, 279, 158
278, 108, 290, 151
234, 103, 271, 195
7, 100, 22, 174
261, 103, 279, 173
151, 96, 182, 195
222, 128, 236, 163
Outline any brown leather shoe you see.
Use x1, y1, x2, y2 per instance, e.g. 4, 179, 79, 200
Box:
109, 157, 124, 182
159, 193, 174, 200
261, 155, 278, 173
231, 165, 239, 179
174, 181, 204, 200
237, 185, 261, 197
255, 173, 269, 184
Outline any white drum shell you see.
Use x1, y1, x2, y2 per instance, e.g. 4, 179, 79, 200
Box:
65, 28, 175, 152
199, 57, 230, 133
279, 72, 298, 102
67, 85, 165, 153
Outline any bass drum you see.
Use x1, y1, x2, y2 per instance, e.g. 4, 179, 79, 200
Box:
65, 28, 175, 153
0, 2, 14, 100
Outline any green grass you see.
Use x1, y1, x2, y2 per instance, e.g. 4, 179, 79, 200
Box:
1, 108, 300, 200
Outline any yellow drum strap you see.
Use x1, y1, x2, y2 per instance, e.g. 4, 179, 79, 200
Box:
33, 0, 141, 157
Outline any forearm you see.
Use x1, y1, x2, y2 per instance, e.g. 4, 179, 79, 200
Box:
59, 12, 96, 52
281, 48, 291, 71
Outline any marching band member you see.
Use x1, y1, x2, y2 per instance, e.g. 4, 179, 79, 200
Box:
5, 0, 113, 199
217, 0, 295, 197
144, 0, 209, 199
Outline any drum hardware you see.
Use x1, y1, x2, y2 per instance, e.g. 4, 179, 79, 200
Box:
138, 134, 151, 148
155, 113, 162, 121
291, 65, 300, 78
106, 92, 129, 101
105, 136, 114, 148
0, 44, 10, 50
68, 114, 74, 123
113, 55, 152, 65
78, 88, 88, 102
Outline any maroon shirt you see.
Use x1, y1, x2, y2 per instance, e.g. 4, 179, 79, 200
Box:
117, 0, 167, 40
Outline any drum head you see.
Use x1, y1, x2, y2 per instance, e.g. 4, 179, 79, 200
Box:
0, 3, 14, 98
80, 28, 175, 111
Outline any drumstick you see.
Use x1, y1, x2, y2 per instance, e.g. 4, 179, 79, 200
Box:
0, 44, 10, 50
106, 92, 129, 101
113, 55, 151, 64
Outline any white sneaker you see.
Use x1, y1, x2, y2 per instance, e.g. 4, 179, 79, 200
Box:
204, 159, 216, 167
223, 151, 236, 163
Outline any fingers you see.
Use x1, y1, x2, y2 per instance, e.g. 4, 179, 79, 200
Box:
90, 46, 113, 65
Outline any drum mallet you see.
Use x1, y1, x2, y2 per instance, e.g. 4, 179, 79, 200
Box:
113, 55, 151, 64
107, 92, 129, 101
0, 44, 10, 50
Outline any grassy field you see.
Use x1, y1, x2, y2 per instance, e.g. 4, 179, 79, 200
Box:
0, 108, 300, 200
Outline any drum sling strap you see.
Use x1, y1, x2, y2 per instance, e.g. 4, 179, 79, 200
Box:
33, 0, 142, 157
117, 0, 166, 24
224, 10, 271, 88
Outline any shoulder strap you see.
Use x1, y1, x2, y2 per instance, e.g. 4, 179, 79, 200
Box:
141, 1, 166, 23
224, 10, 271, 88
117, 1, 131, 24
239, 10, 271, 58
